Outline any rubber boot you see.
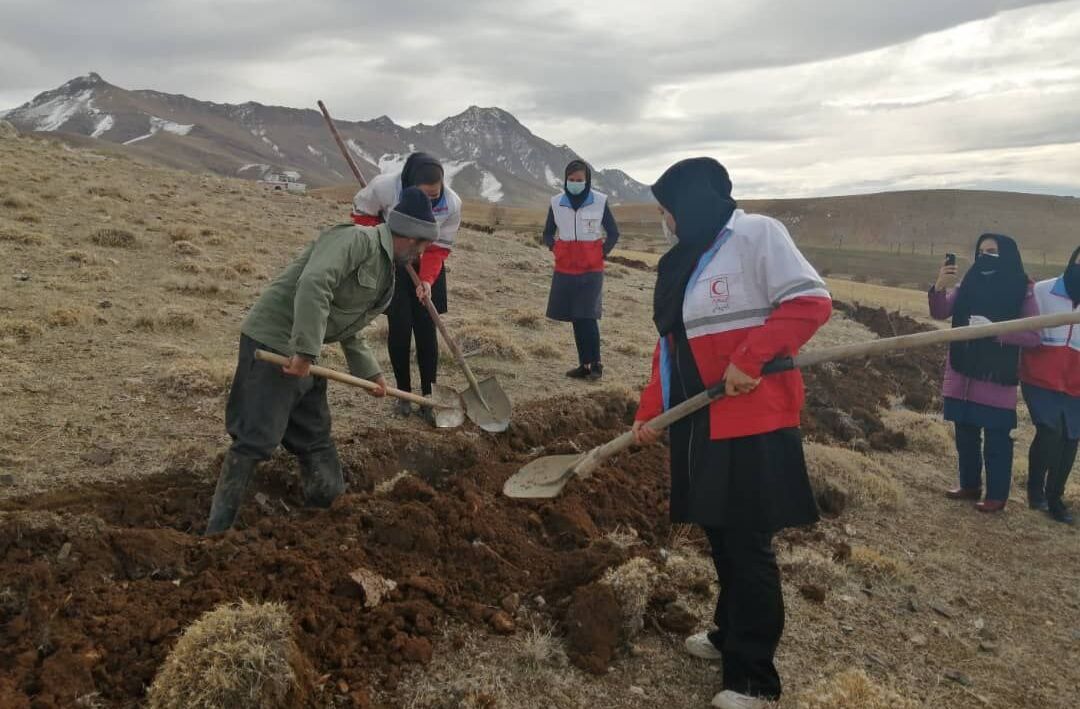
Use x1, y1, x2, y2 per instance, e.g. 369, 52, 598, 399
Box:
205, 452, 258, 535
299, 446, 345, 508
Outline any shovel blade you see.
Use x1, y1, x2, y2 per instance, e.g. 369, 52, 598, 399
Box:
429, 384, 465, 429
502, 453, 583, 499
463, 377, 511, 433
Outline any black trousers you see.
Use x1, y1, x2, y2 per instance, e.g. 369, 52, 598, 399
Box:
1029, 423, 1079, 509
226, 335, 333, 460
571, 318, 601, 365
703, 526, 784, 700
386, 266, 446, 396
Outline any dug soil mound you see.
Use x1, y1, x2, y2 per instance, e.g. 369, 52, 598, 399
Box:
0, 304, 945, 707
802, 302, 944, 449
0, 391, 659, 708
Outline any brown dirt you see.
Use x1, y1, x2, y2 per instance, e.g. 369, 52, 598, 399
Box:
801, 301, 944, 448
564, 583, 623, 675
0, 391, 665, 708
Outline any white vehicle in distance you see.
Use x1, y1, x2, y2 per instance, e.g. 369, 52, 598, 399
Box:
258, 172, 306, 193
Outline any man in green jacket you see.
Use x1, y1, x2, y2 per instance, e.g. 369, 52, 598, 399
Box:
206, 187, 439, 534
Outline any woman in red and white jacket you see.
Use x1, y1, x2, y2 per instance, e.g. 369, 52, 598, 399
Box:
1021, 245, 1080, 524
632, 158, 831, 709
351, 153, 462, 425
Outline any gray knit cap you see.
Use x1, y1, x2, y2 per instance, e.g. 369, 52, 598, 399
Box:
386, 186, 438, 241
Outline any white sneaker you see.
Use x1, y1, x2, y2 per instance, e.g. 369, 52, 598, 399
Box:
711, 690, 769, 709
684, 631, 722, 660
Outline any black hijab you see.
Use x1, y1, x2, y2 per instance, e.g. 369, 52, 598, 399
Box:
563, 159, 592, 210
949, 233, 1029, 384
1065, 245, 1080, 307
650, 158, 738, 336
400, 152, 444, 204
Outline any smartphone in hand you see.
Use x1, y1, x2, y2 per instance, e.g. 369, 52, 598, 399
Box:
945, 252, 957, 266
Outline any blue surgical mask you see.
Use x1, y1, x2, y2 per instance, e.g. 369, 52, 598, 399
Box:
566, 180, 586, 196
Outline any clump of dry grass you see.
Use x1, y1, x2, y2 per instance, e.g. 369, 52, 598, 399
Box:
91, 227, 137, 248
158, 358, 231, 398
881, 409, 953, 454
374, 471, 412, 496
172, 240, 203, 256
0, 318, 45, 342
848, 546, 910, 581
46, 307, 88, 327
779, 547, 849, 588
146, 600, 310, 709
603, 525, 642, 549
452, 285, 483, 301
1, 192, 37, 210
613, 342, 651, 358
139, 307, 200, 332
0, 226, 45, 245
797, 669, 918, 709
514, 620, 568, 670
176, 260, 204, 274
231, 259, 257, 275
600, 557, 661, 638
166, 278, 223, 297
529, 343, 560, 360
663, 552, 714, 594
456, 325, 524, 360
87, 185, 130, 201
805, 442, 904, 510
507, 310, 543, 329
167, 225, 197, 242
65, 249, 98, 264
71, 266, 115, 282
15, 212, 41, 224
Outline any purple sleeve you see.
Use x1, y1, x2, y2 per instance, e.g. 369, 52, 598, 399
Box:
997, 291, 1042, 348
928, 287, 957, 320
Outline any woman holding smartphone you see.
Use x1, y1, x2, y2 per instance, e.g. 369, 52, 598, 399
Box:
929, 234, 1039, 512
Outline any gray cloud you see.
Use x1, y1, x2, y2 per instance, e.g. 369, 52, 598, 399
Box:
2, 0, 1078, 196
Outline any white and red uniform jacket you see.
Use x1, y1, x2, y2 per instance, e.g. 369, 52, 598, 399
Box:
1021, 276, 1080, 396
351, 172, 462, 284
636, 210, 832, 440
549, 191, 612, 275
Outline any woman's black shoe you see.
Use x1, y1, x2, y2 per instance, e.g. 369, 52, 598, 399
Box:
566, 365, 590, 379
587, 362, 604, 381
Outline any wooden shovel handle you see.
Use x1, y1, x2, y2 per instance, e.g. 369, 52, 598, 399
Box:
318, 100, 367, 188
254, 350, 448, 409
402, 263, 488, 397
572, 310, 1080, 478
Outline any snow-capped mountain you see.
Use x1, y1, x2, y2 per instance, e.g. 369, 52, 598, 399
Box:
3, 74, 653, 205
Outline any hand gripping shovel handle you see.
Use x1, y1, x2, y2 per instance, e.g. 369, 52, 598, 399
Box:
253, 350, 451, 409
569, 309, 1080, 480
401, 263, 493, 410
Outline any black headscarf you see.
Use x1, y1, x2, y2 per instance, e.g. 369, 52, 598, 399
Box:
563, 159, 592, 210
400, 152, 444, 205
1065, 245, 1080, 307
949, 233, 1029, 385
650, 158, 738, 336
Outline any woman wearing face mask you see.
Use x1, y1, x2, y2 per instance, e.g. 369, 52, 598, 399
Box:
543, 159, 620, 380
632, 158, 831, 709
1019, 246, 1080, 525
929, 234, 1039, 512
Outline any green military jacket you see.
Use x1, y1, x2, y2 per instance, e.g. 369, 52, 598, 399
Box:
242, 223, 395, 379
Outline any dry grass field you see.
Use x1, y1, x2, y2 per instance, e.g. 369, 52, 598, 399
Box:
1, 128, 1078, 709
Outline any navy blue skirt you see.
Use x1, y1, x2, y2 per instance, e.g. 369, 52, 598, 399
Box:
1022, 383, 1080, 439
943, 397, 1017, 431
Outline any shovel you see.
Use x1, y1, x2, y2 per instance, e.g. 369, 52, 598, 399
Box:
254, 350, 465, 429
402, 263, 512, 433
503, 310, 1080, 499
317, 99, 512, 433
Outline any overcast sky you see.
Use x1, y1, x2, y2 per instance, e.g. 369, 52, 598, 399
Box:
3, 0, 1080, 197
